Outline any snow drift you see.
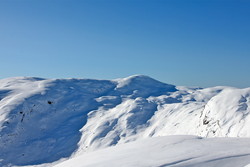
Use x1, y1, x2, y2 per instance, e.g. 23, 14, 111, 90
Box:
0, 75, 250, 167
53, 136, 250, 167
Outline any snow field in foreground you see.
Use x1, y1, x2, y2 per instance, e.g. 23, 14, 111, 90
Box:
51, 136, 250, 167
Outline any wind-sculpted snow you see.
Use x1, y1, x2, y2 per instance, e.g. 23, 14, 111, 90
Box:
53, 136, 250, 167
0, 75, 250, 167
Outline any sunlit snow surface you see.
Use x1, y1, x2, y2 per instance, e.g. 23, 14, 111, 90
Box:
0, 75, 250, 167
54, 136, 250, 167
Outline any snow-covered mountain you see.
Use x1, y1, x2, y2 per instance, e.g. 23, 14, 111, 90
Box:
0, 75, 250, 167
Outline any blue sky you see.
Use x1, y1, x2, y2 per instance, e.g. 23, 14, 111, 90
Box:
0, 0, 249, 87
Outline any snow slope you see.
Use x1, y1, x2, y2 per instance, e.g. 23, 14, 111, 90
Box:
53, 135, 250, 167
0, 75, 250, 167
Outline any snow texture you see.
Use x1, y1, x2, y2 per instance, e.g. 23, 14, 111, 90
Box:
0, 75, 250, 167
53, 135, 250, 167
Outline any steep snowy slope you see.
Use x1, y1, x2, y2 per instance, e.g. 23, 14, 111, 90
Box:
0, 75, 250, 167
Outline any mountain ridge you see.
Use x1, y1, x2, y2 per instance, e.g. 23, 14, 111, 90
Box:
0, 75, 249, 166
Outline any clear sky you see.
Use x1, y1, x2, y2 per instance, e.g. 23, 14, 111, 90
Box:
0, 0, 249, 88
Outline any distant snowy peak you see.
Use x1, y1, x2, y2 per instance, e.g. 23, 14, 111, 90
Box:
114, 75, 167, 88
113, 75, 176, 97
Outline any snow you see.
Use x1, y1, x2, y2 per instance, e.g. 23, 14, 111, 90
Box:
0, 75, 250, 167
52, 135, 250, 167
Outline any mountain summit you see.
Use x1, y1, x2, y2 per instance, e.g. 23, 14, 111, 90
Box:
0, 76, 250, 166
